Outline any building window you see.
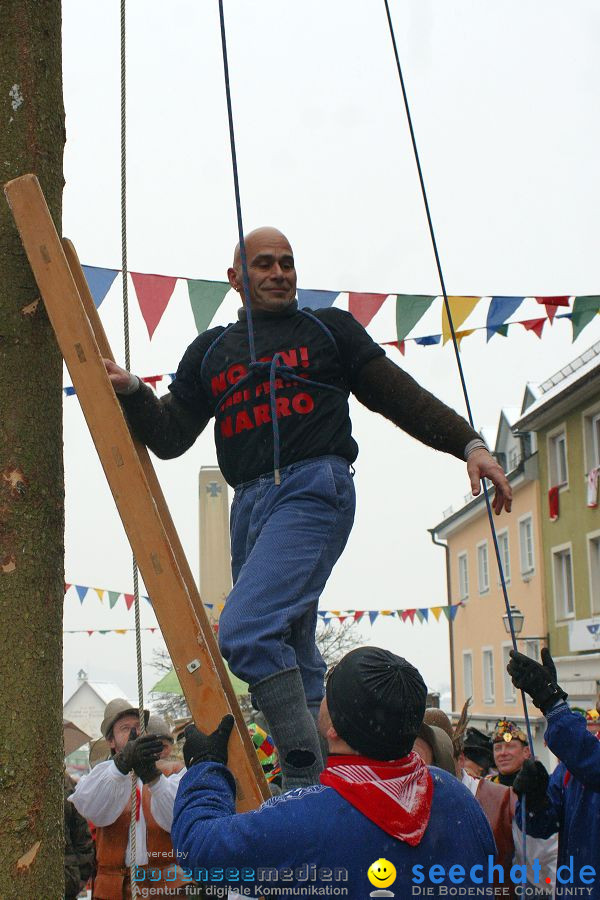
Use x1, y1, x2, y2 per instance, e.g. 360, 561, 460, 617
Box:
477, 542, 489, 594
588, 533, 600, 616
502, 644, 516, 702
583, 408, 600, 474
524, 639, 541, 662
483, 649, 495, 703
458, 552, 469, 601
463, 651, 473, 702
519, 516, 535, 576
497, 530, 511, 585
548, 428, 568, 488
553, 546, 575, 619
508, 447, 520, 471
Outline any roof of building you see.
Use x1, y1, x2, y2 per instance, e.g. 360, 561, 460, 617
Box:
64, 680, 132, 708
515, 340, 600, 429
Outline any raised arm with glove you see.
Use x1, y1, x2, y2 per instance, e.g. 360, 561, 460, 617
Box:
113, 727, 166, 783
507, 647, 568, 713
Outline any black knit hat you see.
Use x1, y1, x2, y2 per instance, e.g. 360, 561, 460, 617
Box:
463, 727, 493, 768
325, 647, 427, 760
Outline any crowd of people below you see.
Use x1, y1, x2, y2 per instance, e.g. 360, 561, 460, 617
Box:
65, 646, 600, 900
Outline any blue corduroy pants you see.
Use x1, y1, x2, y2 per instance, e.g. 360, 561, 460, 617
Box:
218, 455, 356, 705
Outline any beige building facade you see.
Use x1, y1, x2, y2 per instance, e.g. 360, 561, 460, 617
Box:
431, 419, 550, 762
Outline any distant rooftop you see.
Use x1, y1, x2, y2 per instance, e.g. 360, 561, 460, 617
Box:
538, 340, 600, 394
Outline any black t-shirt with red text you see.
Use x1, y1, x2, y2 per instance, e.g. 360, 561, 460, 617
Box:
169, 302, 384, 486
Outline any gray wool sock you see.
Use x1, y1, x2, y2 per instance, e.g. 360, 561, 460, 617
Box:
251, 668, 325, 790
308, 701, 329, 768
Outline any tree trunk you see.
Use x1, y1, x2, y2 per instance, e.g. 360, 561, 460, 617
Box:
0, 3, 65, 897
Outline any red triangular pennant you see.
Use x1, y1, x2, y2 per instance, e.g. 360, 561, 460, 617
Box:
536, 297, 568, 324
381, 340, 405, 355
142, 375, 163, 390
521, 317, 546, 338
64, 582, 71, 594
348, 293, 388, 328
536, 296, 569, 307
353, 610, 364, 621
131, 272, 177, 339
124, 593, 135, 610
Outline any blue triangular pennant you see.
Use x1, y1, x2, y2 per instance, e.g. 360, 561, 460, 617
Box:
82, 266, 119, 309
297, 289, 338, 310
75, 585, 88, 604
414, 334, 441, 346
486, 297, 524, 341
368, 611, 379, 625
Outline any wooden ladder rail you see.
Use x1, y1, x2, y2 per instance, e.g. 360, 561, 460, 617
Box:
4, 173, 269, 811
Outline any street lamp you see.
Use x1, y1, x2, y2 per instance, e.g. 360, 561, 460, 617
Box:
502, 605, 549, 651
502, 605, 525, 636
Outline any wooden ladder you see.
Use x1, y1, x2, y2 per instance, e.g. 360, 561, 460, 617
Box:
4, 173, 269, 811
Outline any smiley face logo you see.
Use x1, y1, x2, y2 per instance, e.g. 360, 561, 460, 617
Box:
367, 859, 397, 889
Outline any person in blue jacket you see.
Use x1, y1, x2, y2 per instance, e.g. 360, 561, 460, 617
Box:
171, 648, 497, 898
507, 648, 600, 899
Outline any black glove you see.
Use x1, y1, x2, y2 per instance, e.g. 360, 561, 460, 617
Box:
512, 758, 550, 812
507, 647, 568, 714
183, 715, 235, 768
113, 728, 164, 780
131, 734, 166, 783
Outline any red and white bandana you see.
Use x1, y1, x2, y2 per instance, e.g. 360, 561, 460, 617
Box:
320, 751, 433, 845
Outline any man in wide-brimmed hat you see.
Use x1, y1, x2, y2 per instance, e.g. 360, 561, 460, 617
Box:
69, 698, 186, 899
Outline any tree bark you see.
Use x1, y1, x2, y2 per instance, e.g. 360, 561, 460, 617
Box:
0, 3, 65, 897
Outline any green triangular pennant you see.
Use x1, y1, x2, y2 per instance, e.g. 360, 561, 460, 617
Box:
571, 296, 600, 342
187, 280, 231, 334
395, 295, 436, 341
108, 591, 120, 609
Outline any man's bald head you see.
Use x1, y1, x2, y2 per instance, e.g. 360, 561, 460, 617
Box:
228, 227, 297, 312
232, 227, 292, 267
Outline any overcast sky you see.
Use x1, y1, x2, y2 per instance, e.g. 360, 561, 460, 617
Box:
60, 1, 600, 706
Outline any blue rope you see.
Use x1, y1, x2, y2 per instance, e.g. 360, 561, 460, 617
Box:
381, 0, 535, 751
217, 0, 256, 364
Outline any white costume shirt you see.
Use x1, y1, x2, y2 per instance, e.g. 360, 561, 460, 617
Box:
69, 760, 186, 865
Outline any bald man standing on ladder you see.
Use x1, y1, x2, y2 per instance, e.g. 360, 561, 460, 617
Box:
105, 227, 511, 790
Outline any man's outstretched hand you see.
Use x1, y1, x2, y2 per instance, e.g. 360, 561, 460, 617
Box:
183, 715, 235, 769
103, 359, 138, 395
467, 448, 512, 515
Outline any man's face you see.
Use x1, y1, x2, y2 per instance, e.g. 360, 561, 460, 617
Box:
108, 714, 140, 753
412, 737, 433, 766
461, 754, 487, 779
493, 737, 530, 774
587, 721, 600, 737
158, 739, 172, 759
228, 229, 297, 313
317, 696, 332, 741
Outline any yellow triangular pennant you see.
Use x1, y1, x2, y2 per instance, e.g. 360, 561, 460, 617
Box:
431, 606, 443, 621
442, 297, 480, 344
94, 588, 105, 603
455, 328, 475, 349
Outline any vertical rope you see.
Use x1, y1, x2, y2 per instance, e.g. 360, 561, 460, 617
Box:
216, 0, 256, 363
120, 2, 144, 894
381, 0, 535, 750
